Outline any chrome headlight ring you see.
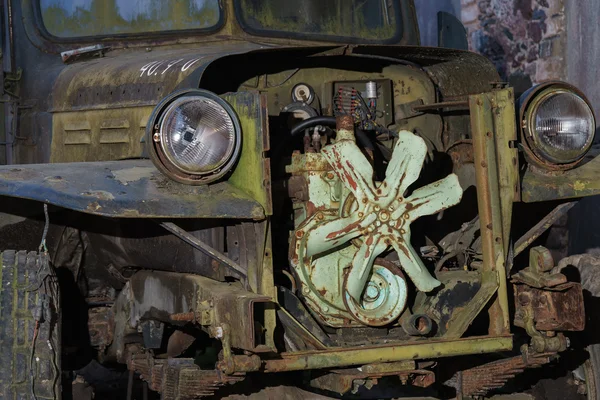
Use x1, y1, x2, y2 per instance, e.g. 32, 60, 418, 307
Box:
519, 82, 596, 169
147, 89, 242, 185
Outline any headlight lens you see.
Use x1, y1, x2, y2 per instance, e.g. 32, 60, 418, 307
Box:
149, 90, 241, 184
160, 96, 236, 174
523, 85, 595, 165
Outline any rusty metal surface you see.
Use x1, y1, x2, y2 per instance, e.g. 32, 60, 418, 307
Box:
130, 355, 244, 399
87, 307, 114, 351
521, 152, 600, 202
166, 331, 197, 358
469, 89, 518, 335
457, 348, 554, 397
514, 283, 585, 332
263, 335, 513, 373
50, 44, 264, 113
514, 202, 577, 258
0, 160, 264, 218
125, 271, 272, 351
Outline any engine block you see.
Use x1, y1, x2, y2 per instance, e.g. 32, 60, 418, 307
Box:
287, 119, 463, 327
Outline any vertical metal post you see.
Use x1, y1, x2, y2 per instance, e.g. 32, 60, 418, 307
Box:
469, 89, 517, 335
2, 0, 15, 165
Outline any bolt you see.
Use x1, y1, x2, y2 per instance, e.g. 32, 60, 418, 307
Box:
323, 306, 329, 312
295, 230, 304, 239
153, 132, 160, 142
518, 293, 530, 306
317, 213, 324, 221
326, 172, 335, 179
358, 212, 364, 218
379, 210, 390, 222
365, 283, 380, 301
303, 286, 310, 294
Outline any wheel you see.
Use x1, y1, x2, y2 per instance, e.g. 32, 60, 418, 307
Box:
0, 250, 61, 399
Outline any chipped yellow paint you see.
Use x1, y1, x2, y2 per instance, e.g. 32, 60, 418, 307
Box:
573, 180, 586, 191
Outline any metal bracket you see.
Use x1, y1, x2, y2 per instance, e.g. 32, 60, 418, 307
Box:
158, 221, 247, 279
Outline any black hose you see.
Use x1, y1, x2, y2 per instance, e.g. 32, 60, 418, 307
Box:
355, 128, 374, 150
290, 116, 337, 136
290, 116, 374, 150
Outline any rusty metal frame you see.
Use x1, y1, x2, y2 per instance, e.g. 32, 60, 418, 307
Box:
469, 88, 518, 335
125, 270, 273, 351
263, 335, 513, 372
260, 88, 519, 372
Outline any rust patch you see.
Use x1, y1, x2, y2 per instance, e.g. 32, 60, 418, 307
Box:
326, 219, 362, 240
336, 115, 354, 131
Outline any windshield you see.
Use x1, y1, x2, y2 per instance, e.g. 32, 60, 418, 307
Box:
39, 0, 221, 38
236, 0, 401, 43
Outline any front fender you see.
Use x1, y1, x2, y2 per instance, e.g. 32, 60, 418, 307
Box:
0, 91, 271, 219
0, 160, 265, 219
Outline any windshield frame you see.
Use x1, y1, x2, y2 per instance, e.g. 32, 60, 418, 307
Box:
33, 0, 225, 42
233, 0, 404, 44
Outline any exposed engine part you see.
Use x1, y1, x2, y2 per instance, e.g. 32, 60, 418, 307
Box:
290, 116, 335, 136
282, 101, 318, 122
449, 346, 556, 398
289, 115, 374, 151
291, 83, 315, 104
333, 84, 394, 136
343, 260, 408, 327
401, 314, 434, 336
365, 81, 378, 100
288, 116, 463, 327
130, 355, 245, 399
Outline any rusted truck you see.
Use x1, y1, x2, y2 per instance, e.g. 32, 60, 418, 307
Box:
0, 0, 597, 398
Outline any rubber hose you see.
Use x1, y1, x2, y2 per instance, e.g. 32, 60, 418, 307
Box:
290, 116, 374, 150
290, 116, 337, 136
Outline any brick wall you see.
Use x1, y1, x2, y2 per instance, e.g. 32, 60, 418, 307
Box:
461, 0, 566, 92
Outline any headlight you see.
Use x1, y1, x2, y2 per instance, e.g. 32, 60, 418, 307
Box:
520, 82, 595, 167
148, 89, 241, 184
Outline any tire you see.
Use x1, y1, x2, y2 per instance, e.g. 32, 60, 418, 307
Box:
0, 250, 61, 399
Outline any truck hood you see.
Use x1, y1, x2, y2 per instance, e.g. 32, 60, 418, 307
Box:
51, 43, 499, 112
